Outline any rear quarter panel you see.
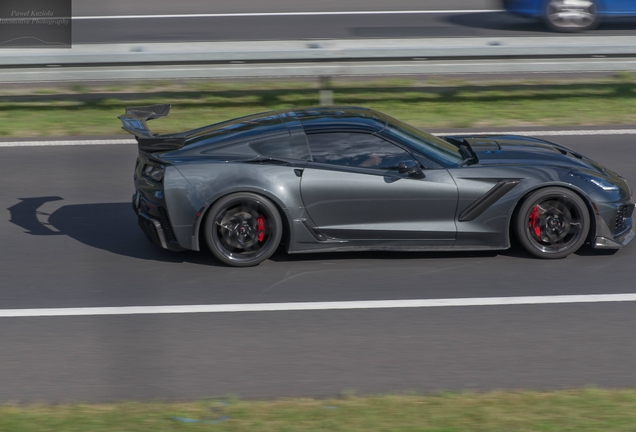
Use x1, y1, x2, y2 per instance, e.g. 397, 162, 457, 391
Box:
167, 160, 305, 251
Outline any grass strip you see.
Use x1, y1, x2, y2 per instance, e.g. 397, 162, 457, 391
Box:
2, 389, 636, 431
1, 76, 636, 137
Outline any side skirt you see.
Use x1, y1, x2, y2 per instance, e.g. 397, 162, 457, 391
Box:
288, 245, 507, 254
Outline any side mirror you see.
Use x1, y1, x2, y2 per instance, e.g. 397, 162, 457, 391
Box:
398, 160, 425, 178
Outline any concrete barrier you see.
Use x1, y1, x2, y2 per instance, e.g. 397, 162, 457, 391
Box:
1, 36, 635, 82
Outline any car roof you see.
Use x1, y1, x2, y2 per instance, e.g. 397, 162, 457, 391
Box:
180, 106, 387, 150
293, 106, 387, 133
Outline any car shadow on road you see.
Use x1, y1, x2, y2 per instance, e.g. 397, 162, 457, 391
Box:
447, 12, 550, 34
7, 196, 221, 266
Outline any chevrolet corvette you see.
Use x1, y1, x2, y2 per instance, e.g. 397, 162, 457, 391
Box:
120, 105, 634, 266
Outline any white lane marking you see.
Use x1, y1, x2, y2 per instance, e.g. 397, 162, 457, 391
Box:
0, 139, 136, 147
73, 10, 502, 20
1, 294, 636, 318
1, 130, 635, 148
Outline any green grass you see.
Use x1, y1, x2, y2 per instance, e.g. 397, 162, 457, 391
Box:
2, 389, 636, 431
1, 77, 636, 137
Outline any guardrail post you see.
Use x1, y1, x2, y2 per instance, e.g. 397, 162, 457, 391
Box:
319, 75, 333, 106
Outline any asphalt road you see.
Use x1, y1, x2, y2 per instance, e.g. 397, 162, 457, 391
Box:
68, 0, 636, 43
1, 131, 636, 402
72, 0, 496, 16
73, 12, 636, 44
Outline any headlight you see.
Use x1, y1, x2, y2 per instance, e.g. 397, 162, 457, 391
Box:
143, 164, 164, 182
569, 171, 619, 191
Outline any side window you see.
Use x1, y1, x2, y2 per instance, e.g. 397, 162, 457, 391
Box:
307, 133, 411, 169
249, 135, 311, 161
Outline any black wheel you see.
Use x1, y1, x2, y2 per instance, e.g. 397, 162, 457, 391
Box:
515, 187, 590, 259
544, 0, 599, 32
204, 192, 282, 267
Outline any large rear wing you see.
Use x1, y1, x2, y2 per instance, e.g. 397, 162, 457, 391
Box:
118, 104, 185, 153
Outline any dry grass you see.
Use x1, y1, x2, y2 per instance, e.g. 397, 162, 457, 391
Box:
1, 76, 635, 137
2, 389, 636, 431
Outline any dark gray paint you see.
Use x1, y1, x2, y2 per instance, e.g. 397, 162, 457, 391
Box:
300, 166, 458, 241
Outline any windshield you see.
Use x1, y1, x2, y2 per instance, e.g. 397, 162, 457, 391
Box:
382, 117, 463, 166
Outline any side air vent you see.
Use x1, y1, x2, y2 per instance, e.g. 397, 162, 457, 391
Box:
611, 204, 634, 234
459, 179, 520, 222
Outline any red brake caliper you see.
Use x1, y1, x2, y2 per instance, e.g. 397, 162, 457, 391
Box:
256, 216, 265, 242
528, 206, 541, 238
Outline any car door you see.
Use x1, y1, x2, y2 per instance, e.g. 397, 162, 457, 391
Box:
299, 132, 458, 243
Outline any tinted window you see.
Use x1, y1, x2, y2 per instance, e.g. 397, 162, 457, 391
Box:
383, 117, 463, 166
185, 113, 284, 148
249, 135, 311, 161
307, 133, 410, 169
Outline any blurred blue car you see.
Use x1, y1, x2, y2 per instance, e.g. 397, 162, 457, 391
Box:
503, 0, 636, 31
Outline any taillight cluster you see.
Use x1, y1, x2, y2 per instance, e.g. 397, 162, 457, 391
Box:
142, 164, 164, 182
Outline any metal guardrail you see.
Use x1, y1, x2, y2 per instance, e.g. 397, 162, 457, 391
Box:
1, 36, 636, 82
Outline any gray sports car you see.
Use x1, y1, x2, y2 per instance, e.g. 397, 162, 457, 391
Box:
120, 105, 634, 267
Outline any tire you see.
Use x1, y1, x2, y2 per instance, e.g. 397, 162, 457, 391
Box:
515, 187, 590, 259
204, 192, 283, 267
544, 0, 599, 32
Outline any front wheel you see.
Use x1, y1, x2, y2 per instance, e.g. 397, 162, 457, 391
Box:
515, 187, 590, 259
204, 192, 282, 267
544, 0, 599, 32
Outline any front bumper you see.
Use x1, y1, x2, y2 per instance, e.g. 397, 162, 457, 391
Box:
592, 203, 635, 249
594, 230, 635, 249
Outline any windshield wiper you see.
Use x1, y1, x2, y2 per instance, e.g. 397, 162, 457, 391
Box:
457, 144, 478, 167
445, 137, 479, 167
458, 156, 477, 168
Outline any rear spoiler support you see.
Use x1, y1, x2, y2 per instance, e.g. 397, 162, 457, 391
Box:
118, 104, 185, 153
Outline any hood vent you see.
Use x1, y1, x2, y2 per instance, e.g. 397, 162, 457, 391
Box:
466, 139, 501, 152
554, 147, 584, 159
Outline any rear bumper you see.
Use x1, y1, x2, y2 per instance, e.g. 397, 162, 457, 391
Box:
132, 192, 184, 251
138, 213, 169, 249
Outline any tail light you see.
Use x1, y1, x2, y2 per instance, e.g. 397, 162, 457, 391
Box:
142, 164, 164, 182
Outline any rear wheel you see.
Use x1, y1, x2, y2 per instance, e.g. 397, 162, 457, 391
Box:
515, 187, 590, 259
204, 192, 282, 267
544, 0, 599, 32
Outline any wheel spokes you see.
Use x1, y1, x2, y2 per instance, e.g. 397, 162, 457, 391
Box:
215, 204, 270, 253
548, 0, 595, 26
528, 198, 583, 250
